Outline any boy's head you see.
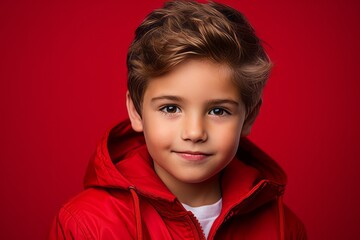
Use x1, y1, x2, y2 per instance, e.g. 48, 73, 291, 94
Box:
127, 0, 272, 122
125, 1, 273, 195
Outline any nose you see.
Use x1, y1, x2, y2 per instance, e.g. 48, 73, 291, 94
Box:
181, 114, 208, 143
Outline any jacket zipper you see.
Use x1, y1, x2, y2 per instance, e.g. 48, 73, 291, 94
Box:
208, 181, 269, 239
187, 211, 207, 240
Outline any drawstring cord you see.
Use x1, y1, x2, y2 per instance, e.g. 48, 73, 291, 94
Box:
129, 187, 143, 240
277, 195, 285, 240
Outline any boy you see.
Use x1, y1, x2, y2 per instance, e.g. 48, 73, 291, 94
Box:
50, 1, 306, 239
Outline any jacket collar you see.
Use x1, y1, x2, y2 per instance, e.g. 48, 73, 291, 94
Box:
84, 119, 286, 215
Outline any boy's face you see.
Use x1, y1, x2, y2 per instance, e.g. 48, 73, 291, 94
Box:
127, 59, 251, 187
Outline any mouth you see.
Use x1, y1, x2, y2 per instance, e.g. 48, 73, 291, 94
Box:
173, 151, 213, 161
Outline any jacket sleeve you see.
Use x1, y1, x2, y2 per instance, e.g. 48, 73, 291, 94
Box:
49, 207, 89, 240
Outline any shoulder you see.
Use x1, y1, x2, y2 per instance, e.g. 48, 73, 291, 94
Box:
220, 199, 307, 239
283, 204, 308, 239
63, 187, 133, 213
249, 200, 307, 239
49, 188, 136, 239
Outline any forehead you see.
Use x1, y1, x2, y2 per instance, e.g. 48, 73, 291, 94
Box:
144, 59, 240, 102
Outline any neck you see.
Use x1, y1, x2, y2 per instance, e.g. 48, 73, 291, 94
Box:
177, 178, 222, 207
154, 164, 222, 207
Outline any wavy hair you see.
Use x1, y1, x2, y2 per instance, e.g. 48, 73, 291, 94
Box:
127, 0, 272, 117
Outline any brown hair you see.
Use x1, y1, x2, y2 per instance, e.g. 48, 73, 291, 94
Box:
127, 0, 272, 117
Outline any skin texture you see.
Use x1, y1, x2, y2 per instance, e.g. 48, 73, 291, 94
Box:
127, 59, 254, 207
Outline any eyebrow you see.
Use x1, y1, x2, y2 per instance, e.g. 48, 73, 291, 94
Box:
151, 95, 184, 102
207, 99, 239, 107
151, 95, 239, 106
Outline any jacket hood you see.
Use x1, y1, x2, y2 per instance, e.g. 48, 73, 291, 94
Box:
84, 119, 287, 206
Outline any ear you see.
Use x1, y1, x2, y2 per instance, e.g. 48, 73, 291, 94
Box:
126, 91, 144, 132
241, 99, 262, 136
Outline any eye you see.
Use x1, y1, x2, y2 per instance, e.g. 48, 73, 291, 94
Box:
209, 107, 229, 116
159, 105, 181, 114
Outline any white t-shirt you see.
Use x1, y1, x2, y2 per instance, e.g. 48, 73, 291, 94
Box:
182, 198, 222, 239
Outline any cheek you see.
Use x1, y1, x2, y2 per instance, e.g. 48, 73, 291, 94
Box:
142, 117, 177, 149
211, 123, 242, 154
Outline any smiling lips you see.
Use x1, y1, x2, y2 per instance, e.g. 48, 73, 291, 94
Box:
174, 151, 212, 161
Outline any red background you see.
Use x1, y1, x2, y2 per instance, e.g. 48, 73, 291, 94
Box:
1, 0, 359, 239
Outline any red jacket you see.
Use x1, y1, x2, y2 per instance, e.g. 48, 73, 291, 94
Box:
50, 119, 307, 239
